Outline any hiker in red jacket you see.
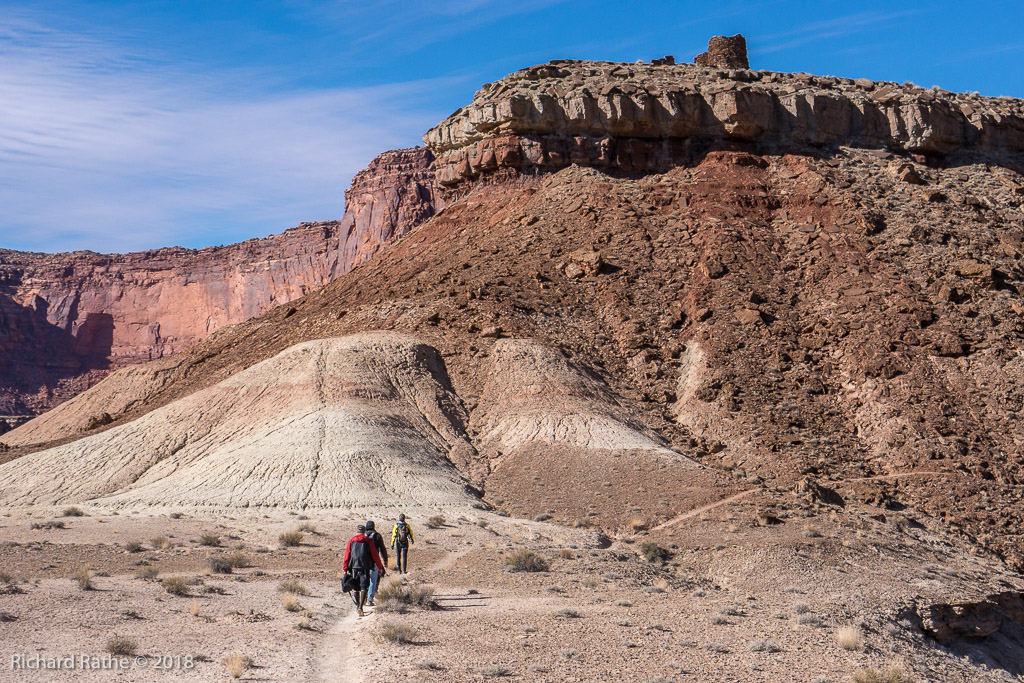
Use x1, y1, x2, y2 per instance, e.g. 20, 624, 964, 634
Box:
343, 524, 385, 616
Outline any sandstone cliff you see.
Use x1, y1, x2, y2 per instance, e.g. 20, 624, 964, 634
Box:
0, 147, 441, 418
424, 54, 1024, 188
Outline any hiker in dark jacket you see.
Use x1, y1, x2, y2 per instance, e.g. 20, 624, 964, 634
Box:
343, 524, 385, 616
390, 513, 414, 574
364, 520, 389, 606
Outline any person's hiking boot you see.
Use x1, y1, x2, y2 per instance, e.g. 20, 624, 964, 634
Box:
367, 599, 375, 606
357, 608, 364, 617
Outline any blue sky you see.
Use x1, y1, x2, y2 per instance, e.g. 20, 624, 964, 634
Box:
1, 1, 1023, 254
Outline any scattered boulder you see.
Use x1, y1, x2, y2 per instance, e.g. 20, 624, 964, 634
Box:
694, 34, 749, 69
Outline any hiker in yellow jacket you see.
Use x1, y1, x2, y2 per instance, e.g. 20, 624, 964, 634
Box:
390, 513, 414, 574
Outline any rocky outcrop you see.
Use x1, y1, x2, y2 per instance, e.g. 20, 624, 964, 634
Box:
338, 147, 443, 270
425, 50, 1024, 188
919, 591, 1024, 643
695, 34, 749, 69
0, 222, 345, 414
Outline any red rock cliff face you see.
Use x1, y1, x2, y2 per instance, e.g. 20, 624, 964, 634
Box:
338, 147, 443, 270
0, 222, 344, 414
0, 147, 443, 417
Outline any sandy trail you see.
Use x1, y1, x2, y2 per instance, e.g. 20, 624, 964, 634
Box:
317, 594, 364, 682
650, 489, 756, 531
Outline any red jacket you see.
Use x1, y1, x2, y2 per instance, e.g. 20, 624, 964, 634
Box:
343, 533, 384, 573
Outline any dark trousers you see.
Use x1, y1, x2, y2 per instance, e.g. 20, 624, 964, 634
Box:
395, 543, 409, 573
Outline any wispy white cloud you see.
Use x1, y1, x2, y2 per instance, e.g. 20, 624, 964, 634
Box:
751, 10, 924, 55
0, 13, 451, 253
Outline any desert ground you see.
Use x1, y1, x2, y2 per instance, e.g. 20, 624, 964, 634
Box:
0, 495, 1021, 682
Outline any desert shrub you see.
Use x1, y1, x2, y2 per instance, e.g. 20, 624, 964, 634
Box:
748, 640, 780, 652
557, 549, 574, 559
502, 549, 548, 573
852, 668, 908, 683
376, 581, 436, 613
297, 522, 318, 534
640, 541, 670, 563
797, 613, 823, 627
534, 513, 552, 522
62, 507, 85, 517
75, 570, 94, 590
803, 527, 823, 538
169, 512, 184, 520
208, 557, 233, 574
150, 536, 171, 550
277, 579, 309, 596
416, 661, 443, 671
223, 654, 250, 679
793, 602, 810, 614
476, 519, 489, 529
278, 531, 303, 547
188, 600, 201, 617
135, 566, 159, 580
124, 541, 143, 553
581, 577, 599, 589
30, 520, 65, 530
281, 594, 302, 612
377, 620, 417, 644
296, 612, 314, 630
162, 576, 189, 596
0, 612, 16, 622
836, 624, 864, 651
561, 648, 579, 659
627, 517, 649, 533
106, 636, 137, 656
203, 585, 226, 595
555, 608, 580, 619
710, 615, 730, 625
717, 605, 742, 616
425, 515, 445, 529
475, 664, 512, 677
0, 571, 12, 584
198, 534, 220, 547
225, 552, 250, 569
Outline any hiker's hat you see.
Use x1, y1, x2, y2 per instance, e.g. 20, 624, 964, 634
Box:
357, 524, 365, 532
365, 520, 375, 530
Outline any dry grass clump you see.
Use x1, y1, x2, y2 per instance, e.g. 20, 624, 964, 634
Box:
837, 624, 864, 651
425, 515, 445, 529
124, 541, 143, 553
150, 536, 172, 550
555, 608, 581, 619
852, 667, 908, 683
198, 534, 221, 547
640, 541, 670, 563
475, 664, 512, 677
75, 570, 94, 590
208, 557, 233, 574
281, 593, 302, 612
30, 520, 65, 530
277, 580, 309, 596
225, 552, 251, 569
278, 531, 303, 547
377, 620, 418, 644
797, 613, 823, 627
375, 580, 436, 613
627, 517, 649, 533
748, 640, 780, 652
161, 576, 190, 596
105, 636, 137, 656
223, 654, 251, 679
188, 600, 201, 617
135, 566, 159, 580
0, 611, 16, 622
0, 571, 13, 584
297, 522, 318, 534
502, 549, 549, 573
61, 506, 85, 517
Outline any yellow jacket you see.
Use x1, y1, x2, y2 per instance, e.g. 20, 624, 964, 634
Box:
391, 521, 414, 546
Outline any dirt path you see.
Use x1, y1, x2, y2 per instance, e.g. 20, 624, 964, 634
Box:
316, 603, 363, 683
650, 489, 756, 532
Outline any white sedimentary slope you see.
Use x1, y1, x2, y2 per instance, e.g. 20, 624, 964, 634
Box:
0, 333, 479, 510
471, 338, 686, 461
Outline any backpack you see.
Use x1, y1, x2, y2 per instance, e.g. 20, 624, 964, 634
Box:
396, 522, 410, 545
